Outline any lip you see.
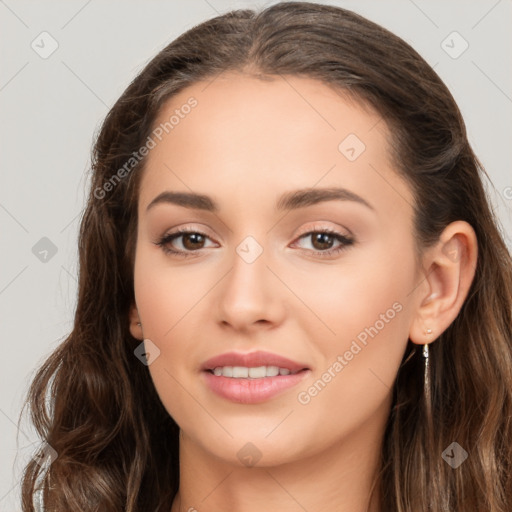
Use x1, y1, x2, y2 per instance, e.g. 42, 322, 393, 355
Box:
201, 350, 310, 373
202, 370, 310, 404
200, 350, 311, 404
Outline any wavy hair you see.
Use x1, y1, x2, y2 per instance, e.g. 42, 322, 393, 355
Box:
19, 2, 512, 510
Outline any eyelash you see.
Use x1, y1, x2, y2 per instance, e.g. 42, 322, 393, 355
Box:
155, 227, 354, 259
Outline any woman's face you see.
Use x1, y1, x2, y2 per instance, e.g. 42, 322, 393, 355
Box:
131, 72, 423, 466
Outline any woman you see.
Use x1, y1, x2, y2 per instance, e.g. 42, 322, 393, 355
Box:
20, 2, 512, 511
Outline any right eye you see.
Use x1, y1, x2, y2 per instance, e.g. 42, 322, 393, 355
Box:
155, 229, 217, 257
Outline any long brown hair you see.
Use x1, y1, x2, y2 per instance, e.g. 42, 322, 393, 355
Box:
19, 2, 512, 510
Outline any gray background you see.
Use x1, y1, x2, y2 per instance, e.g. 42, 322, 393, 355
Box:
1, 0, 511, 508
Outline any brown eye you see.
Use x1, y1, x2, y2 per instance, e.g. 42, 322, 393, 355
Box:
310, 232, 336, 251
293, 229, 354, 257
182, 233, 206, 250
155, 229, 215, 257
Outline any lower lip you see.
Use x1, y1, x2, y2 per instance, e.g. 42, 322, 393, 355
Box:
202, 370, 311, 404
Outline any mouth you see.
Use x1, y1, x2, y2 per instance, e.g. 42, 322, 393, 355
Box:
200, 350, 311, 404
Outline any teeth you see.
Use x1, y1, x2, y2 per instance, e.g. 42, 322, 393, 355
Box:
233, 366, 248, 378
248, 366, 265, 378
211, 365, 298, 378
267, 366, 280, 377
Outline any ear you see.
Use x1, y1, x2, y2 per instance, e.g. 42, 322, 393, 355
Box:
129, 303, 144, 340
409, 220, 478, 345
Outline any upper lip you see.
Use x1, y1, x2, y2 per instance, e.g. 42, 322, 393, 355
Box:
201, 350, 310, 373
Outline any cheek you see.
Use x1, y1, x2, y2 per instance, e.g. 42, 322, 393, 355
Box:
290, 246, 414, 407
132, 256, 198, 429
132, 249, 220, 413
275, 241, 413, 349
292, 287, 410, 448
133, 247, 210, 339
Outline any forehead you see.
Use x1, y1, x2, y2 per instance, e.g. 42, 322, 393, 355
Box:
138, 71, 413, 217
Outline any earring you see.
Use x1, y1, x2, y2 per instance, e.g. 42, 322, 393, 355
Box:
422, 342, 430, 375
137, 322, 141, 326
423, 330, 432, 416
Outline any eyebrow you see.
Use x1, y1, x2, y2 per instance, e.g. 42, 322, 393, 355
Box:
145, 187, 375, 213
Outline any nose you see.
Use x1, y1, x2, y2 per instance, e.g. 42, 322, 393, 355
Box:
215, 239, 286, 333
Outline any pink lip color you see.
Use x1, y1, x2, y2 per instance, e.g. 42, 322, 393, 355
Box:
202, 370, 311, 404
200, 350, 311, 404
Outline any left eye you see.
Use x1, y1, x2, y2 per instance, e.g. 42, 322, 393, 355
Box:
293, 230, 354, 254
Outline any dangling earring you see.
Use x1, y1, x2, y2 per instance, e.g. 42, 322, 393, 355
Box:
422, 343, 430, 389
423, 329, 433, 415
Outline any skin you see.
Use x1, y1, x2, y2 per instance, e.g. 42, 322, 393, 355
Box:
129, 72, 478, 512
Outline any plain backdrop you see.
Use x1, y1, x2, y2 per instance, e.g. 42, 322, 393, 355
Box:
1, 0, 511, 509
